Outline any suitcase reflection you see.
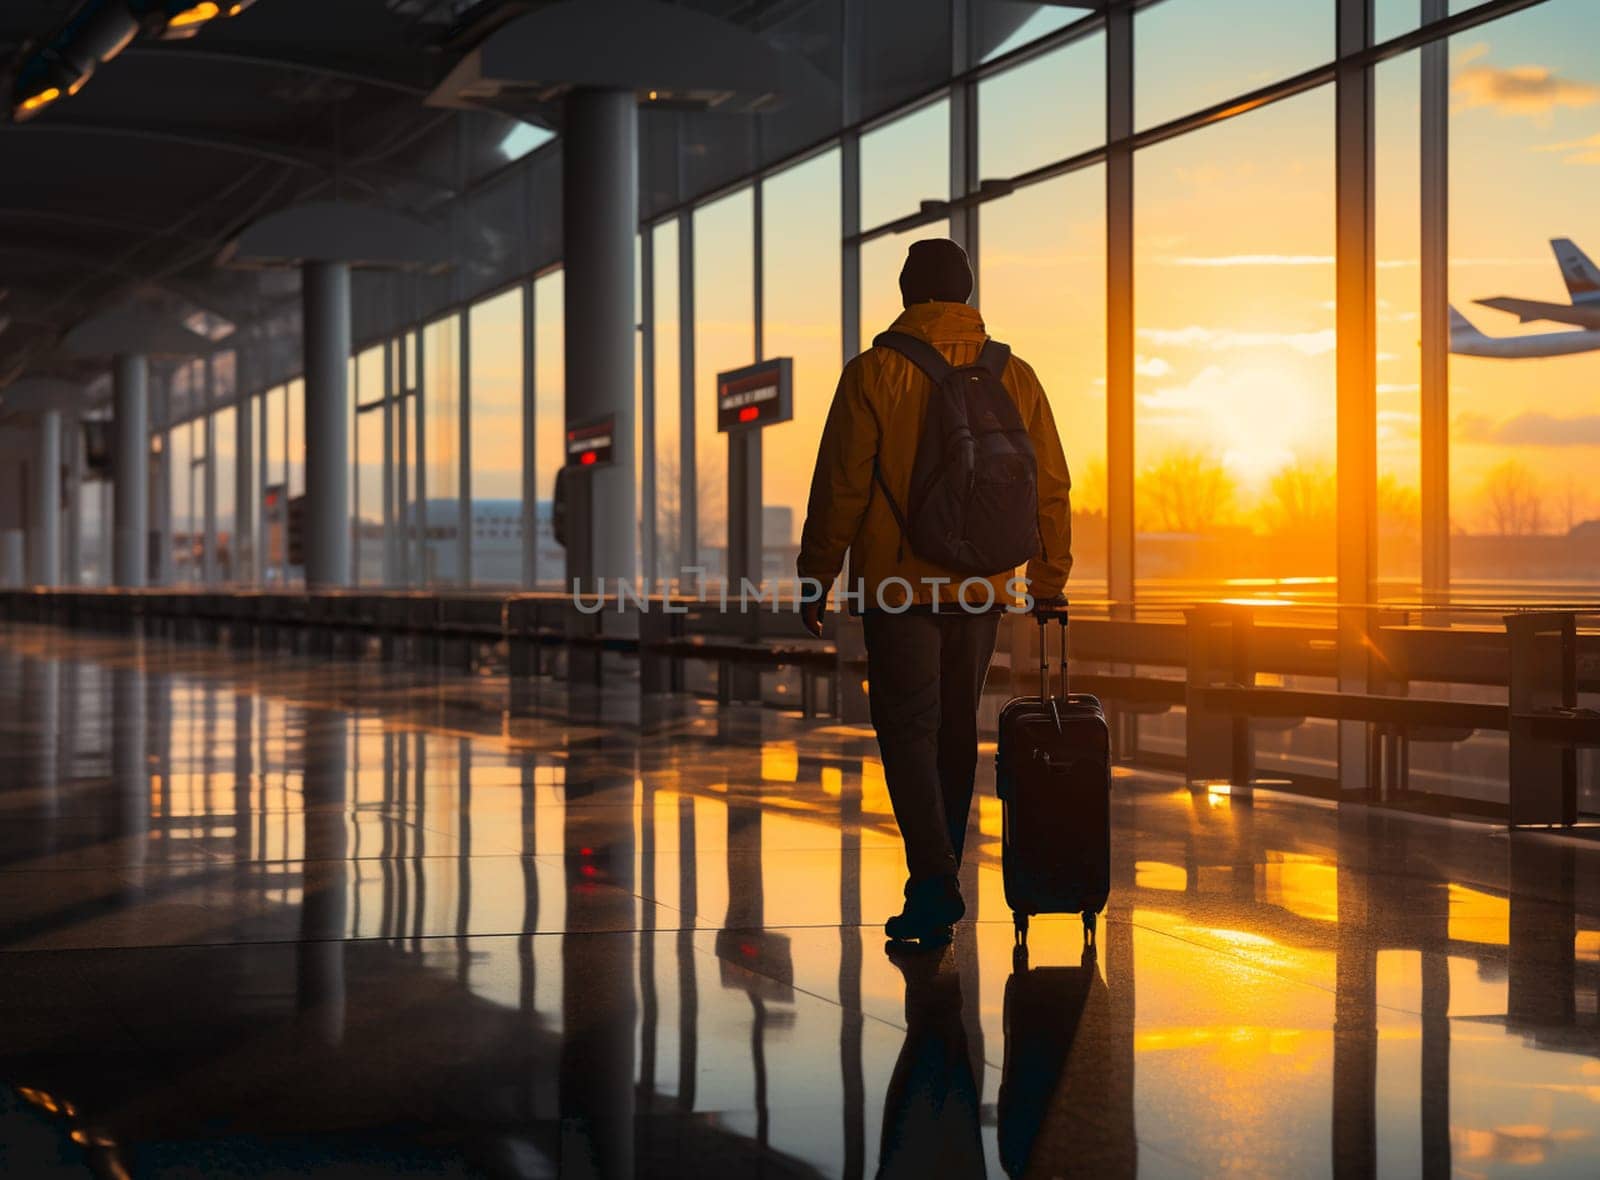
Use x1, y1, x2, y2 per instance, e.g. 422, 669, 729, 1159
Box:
878, 943, 1135, 1179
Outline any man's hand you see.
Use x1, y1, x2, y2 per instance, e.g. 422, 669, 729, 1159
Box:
1031, 592, 1068, 619
801, 597, 827, 638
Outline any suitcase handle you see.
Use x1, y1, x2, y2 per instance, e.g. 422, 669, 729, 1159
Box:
1036, 603, 1069, 703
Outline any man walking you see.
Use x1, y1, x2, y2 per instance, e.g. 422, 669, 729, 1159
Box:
797, 238, 1073, 944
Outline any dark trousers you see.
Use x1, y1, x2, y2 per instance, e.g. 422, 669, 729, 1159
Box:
863, 609, 1001, 885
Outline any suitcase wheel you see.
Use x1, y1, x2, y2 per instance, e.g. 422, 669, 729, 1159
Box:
1012, 912, 1030, 968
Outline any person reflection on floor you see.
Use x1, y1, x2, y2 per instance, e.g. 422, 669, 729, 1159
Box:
877, 945, 985, 1179
998, 945, 1134, 1179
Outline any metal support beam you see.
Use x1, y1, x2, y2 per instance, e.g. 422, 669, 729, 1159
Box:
1419, 0, 1450, 602
677, 208, 699, 584
203, 357, 219, 584
63, 413, 82, 586
841, 131, 861, 363
459, 303, 473, 586
397, 330, 410, 586
112, 354, 149, 588
641, 226, 658, 585
383, 337, 398, 586
521, 280, 538, 588
234, 354, 254, 584
1336, 0, 1378, 795
256, 387, 269, 586
32, 410, 61, 587
948, 0, 980, 298
303, 260, 352, 588
1105, 1, 1135, 608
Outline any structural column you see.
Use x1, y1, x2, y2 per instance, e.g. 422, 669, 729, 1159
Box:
302, 260, 352, 588
1335, 0, 1378, 794
32, 409, 62, 586
1419, 0, 1450, 601
112, 353, 149, 587
563, 87, 638, 590
1105, 1, 1136, 609
202, 365, 218, 584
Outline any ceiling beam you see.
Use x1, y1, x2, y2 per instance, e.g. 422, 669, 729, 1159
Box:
119, 45, 433, 98
0, 243, 148, 280
0, 207, 211, 244
0, 121, 457, 198
3, 120, 323, 172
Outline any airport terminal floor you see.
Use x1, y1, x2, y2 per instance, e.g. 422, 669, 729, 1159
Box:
0, 622, 1597, 1178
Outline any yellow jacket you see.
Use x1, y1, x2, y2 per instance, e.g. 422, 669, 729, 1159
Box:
797, 302, 1073, 610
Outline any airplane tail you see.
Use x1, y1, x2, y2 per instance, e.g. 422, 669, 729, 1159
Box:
1449, 304, 1490, 341
1552, 238, 1600, 304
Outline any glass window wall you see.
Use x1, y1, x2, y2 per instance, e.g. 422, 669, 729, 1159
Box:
264, 384, 286, 581
653, 221, 683, 587
169, 418, 195, 584
1447, 0, 1600, 588
1133, 88, 1337, 597
978, 32, 1105, 179
1376, 52, 1424, 598
423, 314, 461, 584
469, 288, 525, 586
354, 345, 386, 585
860, 99, 951, 335
762, 150, 842, 593
533, 271, 565, 587
980, 167, 1108, 592
214, 406, 236, 582
1136, 0, 1332, 131
693, 187, 756, 585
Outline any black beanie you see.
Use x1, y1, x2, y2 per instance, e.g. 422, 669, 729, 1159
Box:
899, 238, 974, 307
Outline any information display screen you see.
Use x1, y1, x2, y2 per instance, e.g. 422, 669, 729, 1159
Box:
716, 358, 793, 433
565, 415, 615, 468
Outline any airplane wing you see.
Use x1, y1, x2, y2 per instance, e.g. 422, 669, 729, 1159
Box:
1475, 296, 1600, 330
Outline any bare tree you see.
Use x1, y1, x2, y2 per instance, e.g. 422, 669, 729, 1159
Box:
1136, 448, 1237, 534
1376, 475, 1420, 539
1258, 462, 1335, 537
1478, 459, 1546, 536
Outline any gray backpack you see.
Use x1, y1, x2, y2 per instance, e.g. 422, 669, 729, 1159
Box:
871, 331, 1040, 577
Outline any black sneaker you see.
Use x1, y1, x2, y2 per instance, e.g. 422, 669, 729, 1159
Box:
885, 875, 965, 947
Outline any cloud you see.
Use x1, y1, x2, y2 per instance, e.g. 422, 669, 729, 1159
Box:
1135, 355, 1172, 378
1455, 411, 1600, 446
1452, 50, 1600, 122
1535, 132, 1600, 165
1138, 326, 1337, 356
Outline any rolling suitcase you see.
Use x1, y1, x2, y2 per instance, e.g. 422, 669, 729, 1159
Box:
995, 605, 1111, 959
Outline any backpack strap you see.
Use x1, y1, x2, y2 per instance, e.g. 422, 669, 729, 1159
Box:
976, 338, 1011, 377
872, 458, 911, 563
872, 331, 954, 383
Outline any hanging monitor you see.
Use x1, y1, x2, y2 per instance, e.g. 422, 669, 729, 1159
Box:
565, 415, 616, 468
716, 358, 793, 432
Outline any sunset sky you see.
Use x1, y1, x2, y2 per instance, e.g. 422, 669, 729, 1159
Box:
243, 0, 1600, 583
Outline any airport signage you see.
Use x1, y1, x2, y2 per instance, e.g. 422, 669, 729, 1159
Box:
716, 357, 793, 432
565, 415, 616, 468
